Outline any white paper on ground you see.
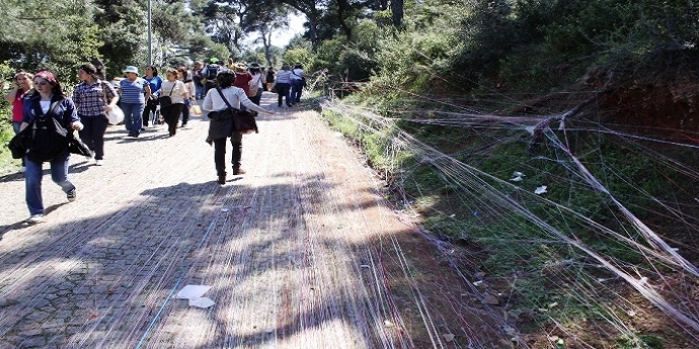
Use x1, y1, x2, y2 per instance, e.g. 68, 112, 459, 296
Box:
176, 285, 211, 299
189, 297, 216, 309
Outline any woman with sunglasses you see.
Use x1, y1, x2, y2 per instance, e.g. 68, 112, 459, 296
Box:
4, 72, 33, 172
19, 71, 83, 224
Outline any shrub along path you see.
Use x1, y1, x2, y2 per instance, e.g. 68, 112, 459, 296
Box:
0, 93, 504, 349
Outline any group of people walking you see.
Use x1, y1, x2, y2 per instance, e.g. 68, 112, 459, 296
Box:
5, 58, 307, 225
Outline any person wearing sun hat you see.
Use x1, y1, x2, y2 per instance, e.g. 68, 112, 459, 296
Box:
118, 65, 151, 138
232, 62, 253, 110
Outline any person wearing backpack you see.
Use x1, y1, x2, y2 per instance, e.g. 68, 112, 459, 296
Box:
19, 71, 83, 224
201, 57, 222, 94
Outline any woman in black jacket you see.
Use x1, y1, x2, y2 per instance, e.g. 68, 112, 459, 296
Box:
20, 71, 84, 224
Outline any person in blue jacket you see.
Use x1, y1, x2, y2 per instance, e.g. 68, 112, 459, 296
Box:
142, 65, 162, 127
20, 71, 83, 224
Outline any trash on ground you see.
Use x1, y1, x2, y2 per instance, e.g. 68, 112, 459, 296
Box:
534, 186, 547, 195
177, 285, 216, 309
510, 171, 525, 182
176, 285, 212, 299
189, 297, 216, 309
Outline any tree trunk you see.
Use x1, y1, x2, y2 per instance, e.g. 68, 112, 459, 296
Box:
391, 0, 403, 27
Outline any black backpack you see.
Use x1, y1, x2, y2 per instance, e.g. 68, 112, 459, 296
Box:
205, 64, 220, 80
27, 100, 71, 163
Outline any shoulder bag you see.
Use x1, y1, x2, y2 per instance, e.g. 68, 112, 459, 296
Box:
159, 84, 176, 107
292, 71, 307, 87
215, 88, 258, 134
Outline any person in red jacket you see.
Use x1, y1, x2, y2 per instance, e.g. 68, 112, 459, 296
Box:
232, 63, 253, 111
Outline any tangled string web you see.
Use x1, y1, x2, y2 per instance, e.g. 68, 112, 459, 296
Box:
322, 84, 699, 348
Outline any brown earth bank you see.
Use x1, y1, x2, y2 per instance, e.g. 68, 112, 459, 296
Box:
0, 93, 507, 348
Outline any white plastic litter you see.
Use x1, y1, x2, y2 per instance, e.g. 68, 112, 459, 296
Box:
534, 186, 547, 195
189, 297, 216, 309
176, 285, 211, 300
510, 171, 525, 182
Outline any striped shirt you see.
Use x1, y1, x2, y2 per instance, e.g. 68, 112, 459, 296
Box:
119, 77, 149, 104
275, 70, 292, 84
72, 80, 117, 117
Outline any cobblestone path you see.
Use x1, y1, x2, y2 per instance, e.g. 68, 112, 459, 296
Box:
0, 93, 502, 349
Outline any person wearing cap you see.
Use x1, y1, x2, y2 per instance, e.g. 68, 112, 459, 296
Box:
4, 71, 33, 173
19, 71, 83, 224
118, 66, 151, 138
201, 58, 223, 94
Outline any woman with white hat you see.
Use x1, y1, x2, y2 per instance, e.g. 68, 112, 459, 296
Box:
118, 66, 151, 138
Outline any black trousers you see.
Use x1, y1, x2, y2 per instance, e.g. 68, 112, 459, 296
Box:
213, 132, 243, 176
275, 83, 291, 106
181, 103, 190, 125
162, 104, 183, 136
78, 114, 109, 160
143, 98, 158, 126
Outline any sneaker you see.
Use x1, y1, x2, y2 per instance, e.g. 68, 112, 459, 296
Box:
67, 189, 76, 202
27, 214, 45, 224
217, 174, 226, 185
19, 166, 26, 173
95, 160, 104, 166
233, 168, 246, 175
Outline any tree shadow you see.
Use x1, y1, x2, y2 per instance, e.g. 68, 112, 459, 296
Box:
0, 170, 501, 348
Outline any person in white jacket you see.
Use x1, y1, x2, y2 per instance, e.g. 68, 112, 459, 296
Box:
203, 72, 276, 184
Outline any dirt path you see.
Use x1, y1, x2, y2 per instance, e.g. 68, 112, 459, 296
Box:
0, 93, 504, 349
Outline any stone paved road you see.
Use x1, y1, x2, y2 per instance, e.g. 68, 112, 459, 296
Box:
0, 93, 504, 349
